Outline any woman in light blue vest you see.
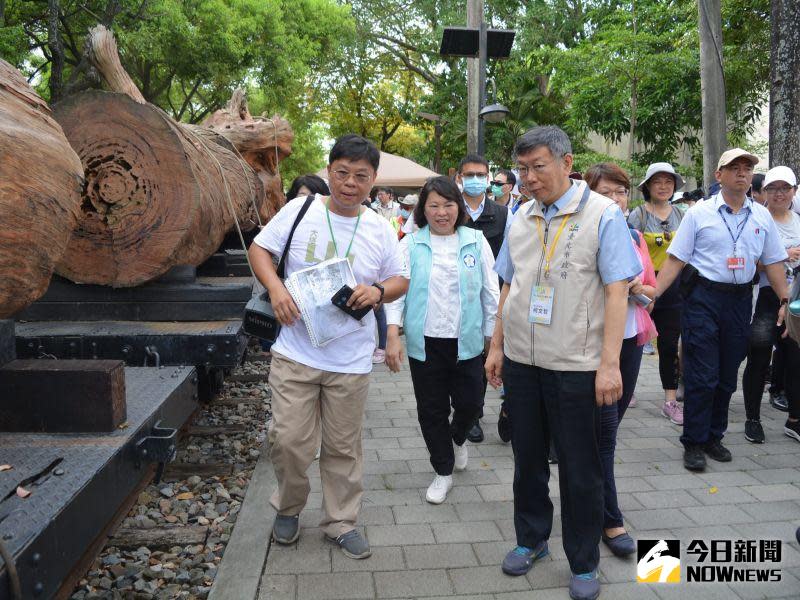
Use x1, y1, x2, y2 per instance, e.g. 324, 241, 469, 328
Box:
385, 176, 499, 504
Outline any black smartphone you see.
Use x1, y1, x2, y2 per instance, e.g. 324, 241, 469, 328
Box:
331, 285, 372, 321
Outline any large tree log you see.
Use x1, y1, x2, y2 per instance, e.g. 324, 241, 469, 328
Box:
203, 89, 293, 221
53, 90, 265, 286
0, 59, 83, 317
51, 26, 271, 286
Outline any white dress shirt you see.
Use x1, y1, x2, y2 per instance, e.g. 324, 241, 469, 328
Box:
386, 232, 499, 338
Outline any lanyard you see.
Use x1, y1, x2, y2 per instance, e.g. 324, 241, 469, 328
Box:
536, 213, 572, 276
718, 202, 750, 254
325, 199, 361, 259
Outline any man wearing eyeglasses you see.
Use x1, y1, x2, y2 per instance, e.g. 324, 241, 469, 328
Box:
485, 126, 642, 600
249, 134, 408, 560
654, 149, 789, 473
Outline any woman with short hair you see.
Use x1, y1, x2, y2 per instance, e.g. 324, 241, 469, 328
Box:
385, 176, 499, 504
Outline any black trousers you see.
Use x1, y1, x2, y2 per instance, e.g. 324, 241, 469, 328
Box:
652, 276, 682, 391
742, 287, 800, 420
408, 337, 484, 476
503, 357, 603, 574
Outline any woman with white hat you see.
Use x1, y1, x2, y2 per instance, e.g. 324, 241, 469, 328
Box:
741, 166, 800, 443
628, 163, 686, 426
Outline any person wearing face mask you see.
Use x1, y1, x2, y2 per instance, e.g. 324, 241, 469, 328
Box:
456, 154, 510, 443
457, 154, 510, 259
394, 194, 418, 240
491, 169, 516, 208
385, 176, 499, 504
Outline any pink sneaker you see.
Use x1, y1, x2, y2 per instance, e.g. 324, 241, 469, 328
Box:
372, 349, 386, 364
662, 400, 683, 425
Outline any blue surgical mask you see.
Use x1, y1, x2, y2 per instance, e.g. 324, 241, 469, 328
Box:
462, 176, 487, 197
491, 184, 505, 198
399, 208, 412, 219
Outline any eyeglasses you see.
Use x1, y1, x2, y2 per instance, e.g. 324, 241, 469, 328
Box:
331, 169, 372, 184
764, 185, 794, 195
597, 188, 629, 199
516, 160, 555, 177
489, 180, 507, 187
462, 171, 488, 178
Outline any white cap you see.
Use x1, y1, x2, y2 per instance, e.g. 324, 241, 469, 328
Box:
399, 194, 418, 206
637, 162, 685, 191
717, 148, 759, 170
762, 166, 797, 188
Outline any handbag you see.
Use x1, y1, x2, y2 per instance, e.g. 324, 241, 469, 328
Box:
243, 195, 316, 345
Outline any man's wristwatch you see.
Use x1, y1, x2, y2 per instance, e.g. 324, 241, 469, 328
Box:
372, 282, 385, 303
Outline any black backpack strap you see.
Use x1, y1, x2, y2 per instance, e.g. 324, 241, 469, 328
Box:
276, 194, 316, 279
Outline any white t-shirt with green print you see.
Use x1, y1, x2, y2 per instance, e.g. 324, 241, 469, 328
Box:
253, 195, 407, 374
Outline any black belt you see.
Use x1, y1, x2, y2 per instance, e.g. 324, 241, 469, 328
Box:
697, 275, 753, 295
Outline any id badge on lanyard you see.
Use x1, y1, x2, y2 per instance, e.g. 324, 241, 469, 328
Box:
529, 285, 555, 325
720, 203, 750, 272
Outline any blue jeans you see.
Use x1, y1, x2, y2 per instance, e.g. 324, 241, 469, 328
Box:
375, 305, 387, 350
599, 337, 644, 529
680, 283, 752, 447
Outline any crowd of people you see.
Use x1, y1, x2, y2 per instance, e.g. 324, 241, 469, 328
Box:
248, 128, 800, 600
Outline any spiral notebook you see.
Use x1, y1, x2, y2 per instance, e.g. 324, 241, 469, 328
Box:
284, 257, 365, 347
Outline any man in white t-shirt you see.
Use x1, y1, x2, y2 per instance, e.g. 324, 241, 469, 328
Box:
249, 134, 408, 559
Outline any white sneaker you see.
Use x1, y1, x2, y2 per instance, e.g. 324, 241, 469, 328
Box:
425, 474, 453, 504
454, 442, 468, 471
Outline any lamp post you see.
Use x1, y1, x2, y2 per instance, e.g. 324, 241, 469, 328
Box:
440, 7, 514, 156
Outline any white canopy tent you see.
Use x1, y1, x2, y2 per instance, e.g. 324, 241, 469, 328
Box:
316, 151, 439, 188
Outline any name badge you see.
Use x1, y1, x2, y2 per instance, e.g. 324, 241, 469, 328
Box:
727, 257, 745, 270
529, 285, 555, 325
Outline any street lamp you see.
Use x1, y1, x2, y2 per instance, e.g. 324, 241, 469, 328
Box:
440, 19, 515, 155
479, 79, 509, 124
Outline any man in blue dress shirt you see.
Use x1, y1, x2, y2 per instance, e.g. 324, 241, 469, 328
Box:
655, 148, 790, 472
486, 126, 642, 600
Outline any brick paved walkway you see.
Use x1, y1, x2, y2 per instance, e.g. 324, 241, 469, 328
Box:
257, 356, 800, 599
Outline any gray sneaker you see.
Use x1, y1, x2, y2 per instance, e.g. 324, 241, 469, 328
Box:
569, 571, 600, 600
501, 541, 549, 576
327, 529, 371, 559
272, 514, 299, 545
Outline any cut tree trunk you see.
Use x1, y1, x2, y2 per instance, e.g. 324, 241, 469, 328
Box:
0, 59, 83, 317
53, 90, 265, 286
203, 88, 292, 222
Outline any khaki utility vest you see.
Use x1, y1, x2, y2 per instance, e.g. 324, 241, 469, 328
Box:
502, 182, 614, 371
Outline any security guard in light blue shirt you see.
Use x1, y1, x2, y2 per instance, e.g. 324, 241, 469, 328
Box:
655, 149, 790, 473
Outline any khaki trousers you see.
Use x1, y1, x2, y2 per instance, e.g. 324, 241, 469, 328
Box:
267, 351, 370, 538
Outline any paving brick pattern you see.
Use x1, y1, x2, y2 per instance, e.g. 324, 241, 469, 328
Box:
258, 357, 800, 599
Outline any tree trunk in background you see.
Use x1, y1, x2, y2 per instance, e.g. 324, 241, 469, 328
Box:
769, 0, 800, 173
0, 59, 83, 317
697, 0, 727, 190
47, 0, 64, 102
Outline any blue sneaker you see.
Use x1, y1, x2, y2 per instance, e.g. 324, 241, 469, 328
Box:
501, 541, 549, 576
569, 571, 600, 600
